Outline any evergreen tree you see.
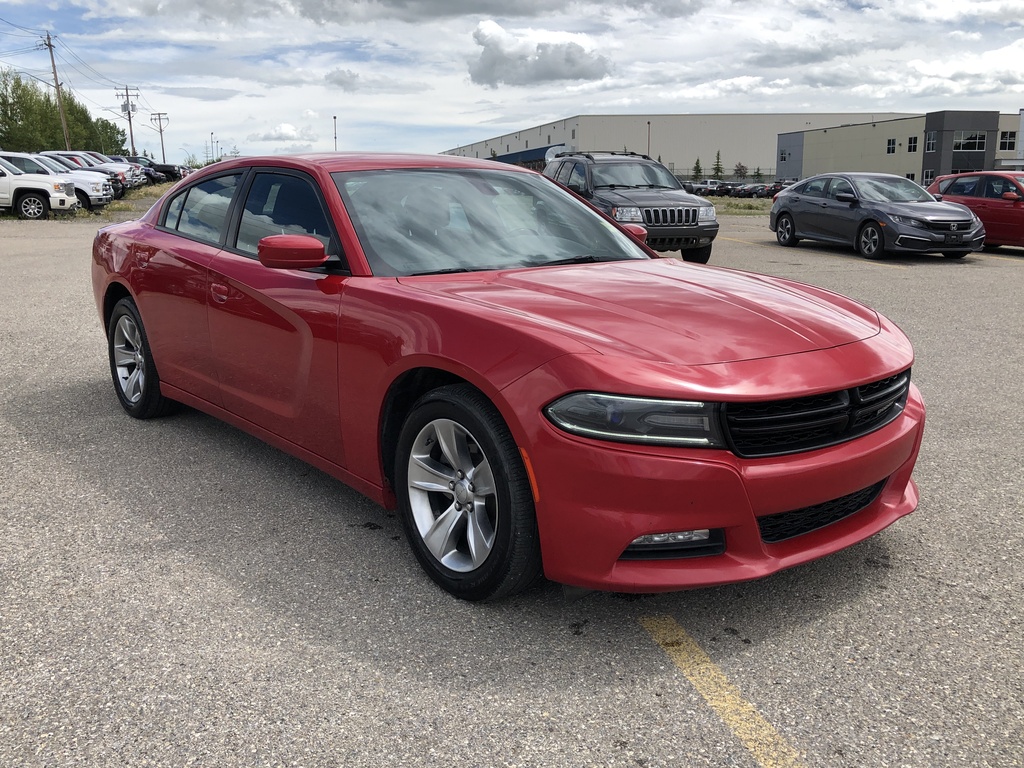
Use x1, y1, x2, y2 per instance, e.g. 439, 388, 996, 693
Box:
691, 158, 703, 180
712, 150, 724, 180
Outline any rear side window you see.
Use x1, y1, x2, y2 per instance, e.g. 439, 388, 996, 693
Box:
163, 174, 242, 245
945, 176, 980, 197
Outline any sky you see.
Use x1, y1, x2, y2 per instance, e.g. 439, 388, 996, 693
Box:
1, 0, 1023, 165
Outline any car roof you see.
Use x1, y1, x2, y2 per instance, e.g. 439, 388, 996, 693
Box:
190, 152, 537, 177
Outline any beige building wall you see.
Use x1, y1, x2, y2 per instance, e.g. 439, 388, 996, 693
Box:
800, 117, 927, 179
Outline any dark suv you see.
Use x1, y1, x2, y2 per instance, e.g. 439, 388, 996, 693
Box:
542, 151, 719, 263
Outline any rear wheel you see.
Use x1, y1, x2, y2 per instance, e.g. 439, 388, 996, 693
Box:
681, 244, 712, 264
395, 384, 542, 601
107, 297, 177, 419
16, 192, 48, 220
856, 222, 885, 259
775, 213, 799, 246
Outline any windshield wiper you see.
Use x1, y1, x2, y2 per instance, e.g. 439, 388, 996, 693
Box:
537, 254, 622, 266
408, 267, 479, 276
594, 183, 637, 189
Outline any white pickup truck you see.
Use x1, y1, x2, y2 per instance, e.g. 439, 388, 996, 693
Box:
0, 156, 79, 219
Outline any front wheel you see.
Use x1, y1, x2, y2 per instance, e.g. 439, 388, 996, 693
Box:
681, 244, 712, 264
16, 192, 48, 220
856, 222, 886, 259
775, 213, 799, 246
395, 384, 542, 601
107, 297, 177, 419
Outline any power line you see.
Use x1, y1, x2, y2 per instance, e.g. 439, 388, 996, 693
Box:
0, 16, 45, 36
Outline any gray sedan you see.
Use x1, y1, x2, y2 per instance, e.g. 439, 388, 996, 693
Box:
769, 172, 985, 259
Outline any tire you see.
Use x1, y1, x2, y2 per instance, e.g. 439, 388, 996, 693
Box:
395, 384, 542, 601
107, 297, 176, 419
681, 244, 712, 264
942, 252, 967, 259
74, 190, 97, 213
16, 192, 48, 220
856, 222, 886, 259
775, 213, 799, 246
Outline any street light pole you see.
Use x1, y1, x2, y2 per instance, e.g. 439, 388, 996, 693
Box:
333, 115, 337, 151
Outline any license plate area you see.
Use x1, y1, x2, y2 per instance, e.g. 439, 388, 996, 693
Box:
944, 233, 963, 244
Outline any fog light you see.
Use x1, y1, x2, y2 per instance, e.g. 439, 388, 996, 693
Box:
630, 529, 710, 547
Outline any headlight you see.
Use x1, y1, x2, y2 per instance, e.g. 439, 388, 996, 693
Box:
544, 392, 726, 447
698, 206, 717, 222
51, 182, 64, 192
612, 206, 643, 223
890, 215, 926, 229
91, 183, 102, 193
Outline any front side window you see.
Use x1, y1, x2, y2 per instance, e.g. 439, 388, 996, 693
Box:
334, 168, 650, 276
163, 173, 242, 245
235, 172, 336, 256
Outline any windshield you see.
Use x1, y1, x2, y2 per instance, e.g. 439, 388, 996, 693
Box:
334, 168, 651, 277
853, 176, 934, 203
33, 155, 67, 174
591, 161, 681, 189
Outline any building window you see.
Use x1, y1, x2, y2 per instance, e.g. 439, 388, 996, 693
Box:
925, 131, 937, 152
571, 129, 576, 140
923, 169, 935, 184
547, 135, 551, 144
1000, 131, 1017, 151
953, 131, 986, 151
525, 140, 529, 148
905, 173, 915, 181
886, 139, 896, 154
779, 149, 788, 162
907, 136, 918, 153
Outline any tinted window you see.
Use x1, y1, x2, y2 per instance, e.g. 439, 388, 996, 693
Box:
235, 172, 336, 257
565, 162, 587, 190
828, 179, 854, 199
946, 176, 980, 197
164, 173, 242, 245
801, 178, 829, 198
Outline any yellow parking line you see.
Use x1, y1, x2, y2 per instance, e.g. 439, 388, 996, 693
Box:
640, 615, 806, 768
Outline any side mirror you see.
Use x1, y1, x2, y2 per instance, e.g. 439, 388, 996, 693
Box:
1002, 191, 1022, 201
835, 192, 858, 204
621, 223, 648, 243
258, 234, 329, 269
932, 194, 943, 201
567, 182, 590, 198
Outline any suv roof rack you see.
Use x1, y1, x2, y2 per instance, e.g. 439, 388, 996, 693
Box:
554, 150, 654, 161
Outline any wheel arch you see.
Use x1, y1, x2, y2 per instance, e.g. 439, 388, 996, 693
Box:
101, 281, 133, 333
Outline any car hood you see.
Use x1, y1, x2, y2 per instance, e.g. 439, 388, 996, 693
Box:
398, 260, 880, 366
594, 187, 710, 208
880, 201, 973, 220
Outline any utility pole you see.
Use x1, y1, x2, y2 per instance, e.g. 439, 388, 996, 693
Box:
150, 112, 169, 162
119, 86, 140, 155
42, 32, 71, 150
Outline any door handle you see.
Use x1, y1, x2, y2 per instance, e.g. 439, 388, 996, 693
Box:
211, 283, 229, 303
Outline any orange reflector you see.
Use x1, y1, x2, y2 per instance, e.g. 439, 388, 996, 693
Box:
519, 448, 540, 503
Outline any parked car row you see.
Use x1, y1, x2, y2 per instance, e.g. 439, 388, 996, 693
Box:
0, 148, 188, 218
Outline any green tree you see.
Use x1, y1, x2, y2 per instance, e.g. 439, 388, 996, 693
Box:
691, 158, 703, 180
712, 150, 724, 180
752, 167, 764, 182
733, 162, 748, 180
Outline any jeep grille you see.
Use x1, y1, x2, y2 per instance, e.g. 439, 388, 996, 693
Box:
642, 207, 700, 226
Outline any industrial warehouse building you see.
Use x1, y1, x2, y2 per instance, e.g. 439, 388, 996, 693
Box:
445, 110, 1023, 183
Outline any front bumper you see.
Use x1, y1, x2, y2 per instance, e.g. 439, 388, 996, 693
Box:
645, 221, 720, 252
887, 222, 985, 253
512, 382, 925, 593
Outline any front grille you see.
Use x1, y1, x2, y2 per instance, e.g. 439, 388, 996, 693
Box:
926, 219, 973, 232
642, 207, 699, 226
723, 369, 911, 458
758, 479, 887, 543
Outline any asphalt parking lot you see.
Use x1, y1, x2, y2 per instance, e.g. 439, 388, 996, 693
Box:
1, 212, 1022, 767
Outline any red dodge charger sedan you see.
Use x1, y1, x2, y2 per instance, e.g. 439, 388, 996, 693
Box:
92, 153, 926, 601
